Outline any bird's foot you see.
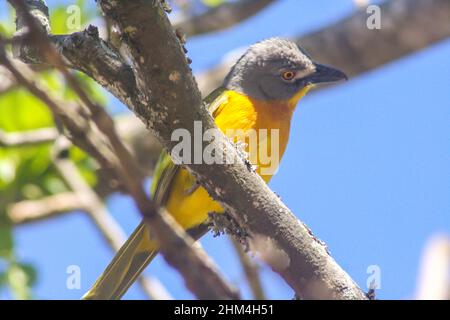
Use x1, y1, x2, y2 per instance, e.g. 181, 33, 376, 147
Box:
208, 211, 250, 250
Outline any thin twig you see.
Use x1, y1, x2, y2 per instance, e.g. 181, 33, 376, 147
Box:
0, 127, 58, 147
51, 136, 172, 300
231, 238, 266, 300
8, 0, 146, 188
8, 192, 86, 224
95, 0, 367, 299
173, 0, 275, 36
0, 64, 20, 94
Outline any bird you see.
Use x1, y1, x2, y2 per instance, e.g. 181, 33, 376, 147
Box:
83, 38, 347, 299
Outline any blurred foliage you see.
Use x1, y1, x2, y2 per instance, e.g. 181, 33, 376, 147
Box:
50, 0, 94, 34
173, 0, 226, 15
0, 0, 229, 300
201, 0, 225, 7
0, 1, 104, 299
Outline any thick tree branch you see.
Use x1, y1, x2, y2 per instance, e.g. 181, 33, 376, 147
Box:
7, 0, 368, 299
5, 0, 448, 300
197, 0, 450, 94
0, 27, 238, 300
6, 0, 449, 183
173, 0, 275, 36
9, 0, 139, 110
95, 0, 366, 299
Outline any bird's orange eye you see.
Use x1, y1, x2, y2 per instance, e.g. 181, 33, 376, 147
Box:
281, 71, 295, 81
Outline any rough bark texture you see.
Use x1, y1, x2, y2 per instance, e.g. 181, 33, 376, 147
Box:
94, 0, 366, 299
10, 0, 139, 110
6, 0, 449, 192
15, 0, 443, 299
5, 0, 449, 300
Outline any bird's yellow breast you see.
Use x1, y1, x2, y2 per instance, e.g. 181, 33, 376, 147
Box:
164, 88, 310, 229
213, 90, 294, 180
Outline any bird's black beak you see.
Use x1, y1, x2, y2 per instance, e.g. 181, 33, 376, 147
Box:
305, 63, 348, 85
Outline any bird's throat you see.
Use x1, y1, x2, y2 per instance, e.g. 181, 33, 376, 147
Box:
288, 84, 314, 110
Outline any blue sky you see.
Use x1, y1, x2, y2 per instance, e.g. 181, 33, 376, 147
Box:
2, 0, 449, 300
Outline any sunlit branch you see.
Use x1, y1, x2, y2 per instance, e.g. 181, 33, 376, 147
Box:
0, 127, 58, 147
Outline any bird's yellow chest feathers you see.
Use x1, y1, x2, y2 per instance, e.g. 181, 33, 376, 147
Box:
214, 90, 294, 136
165, 88, 309, 229
213, 90, 306, 180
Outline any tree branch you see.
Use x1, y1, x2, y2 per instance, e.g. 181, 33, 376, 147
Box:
7, 0, 449, 181
6, 0, 448, 299
51, 137, 172, 300
0, 64, 20, 94
9, 0, 139, 110
95, 0, 366, 299
231, 238, 266, 300
7, 152, 172, 299
93, 114, 162, 197
0, 112, 161, 198
0, 21, 239, 299
196, 0, 450, 94
7, 0, 368, 299
173, 0, 275, 36
8, 192, 85, 224
0, 127, 58, 147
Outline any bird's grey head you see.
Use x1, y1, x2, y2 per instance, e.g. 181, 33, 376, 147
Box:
224, 38, 347, 101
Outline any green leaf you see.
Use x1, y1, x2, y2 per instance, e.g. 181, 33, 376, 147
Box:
21, 184, 44, 200
0, 88, 53, 131
50, 1, 94, 34
202, 0, 225, 7
0, 6, 16, 36
0, 271, 7, 287
0, 227, 13, 258
7, 263, 31, 300
0, 157, 16, 186
43, 175, 68, 195
17, 263, 37, 287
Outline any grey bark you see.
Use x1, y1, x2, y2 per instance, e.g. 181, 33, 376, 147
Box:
93, 0, 366, 299
11, 0, 443, 299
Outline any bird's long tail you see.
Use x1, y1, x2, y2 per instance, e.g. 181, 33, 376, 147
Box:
82, 221, 157, 300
